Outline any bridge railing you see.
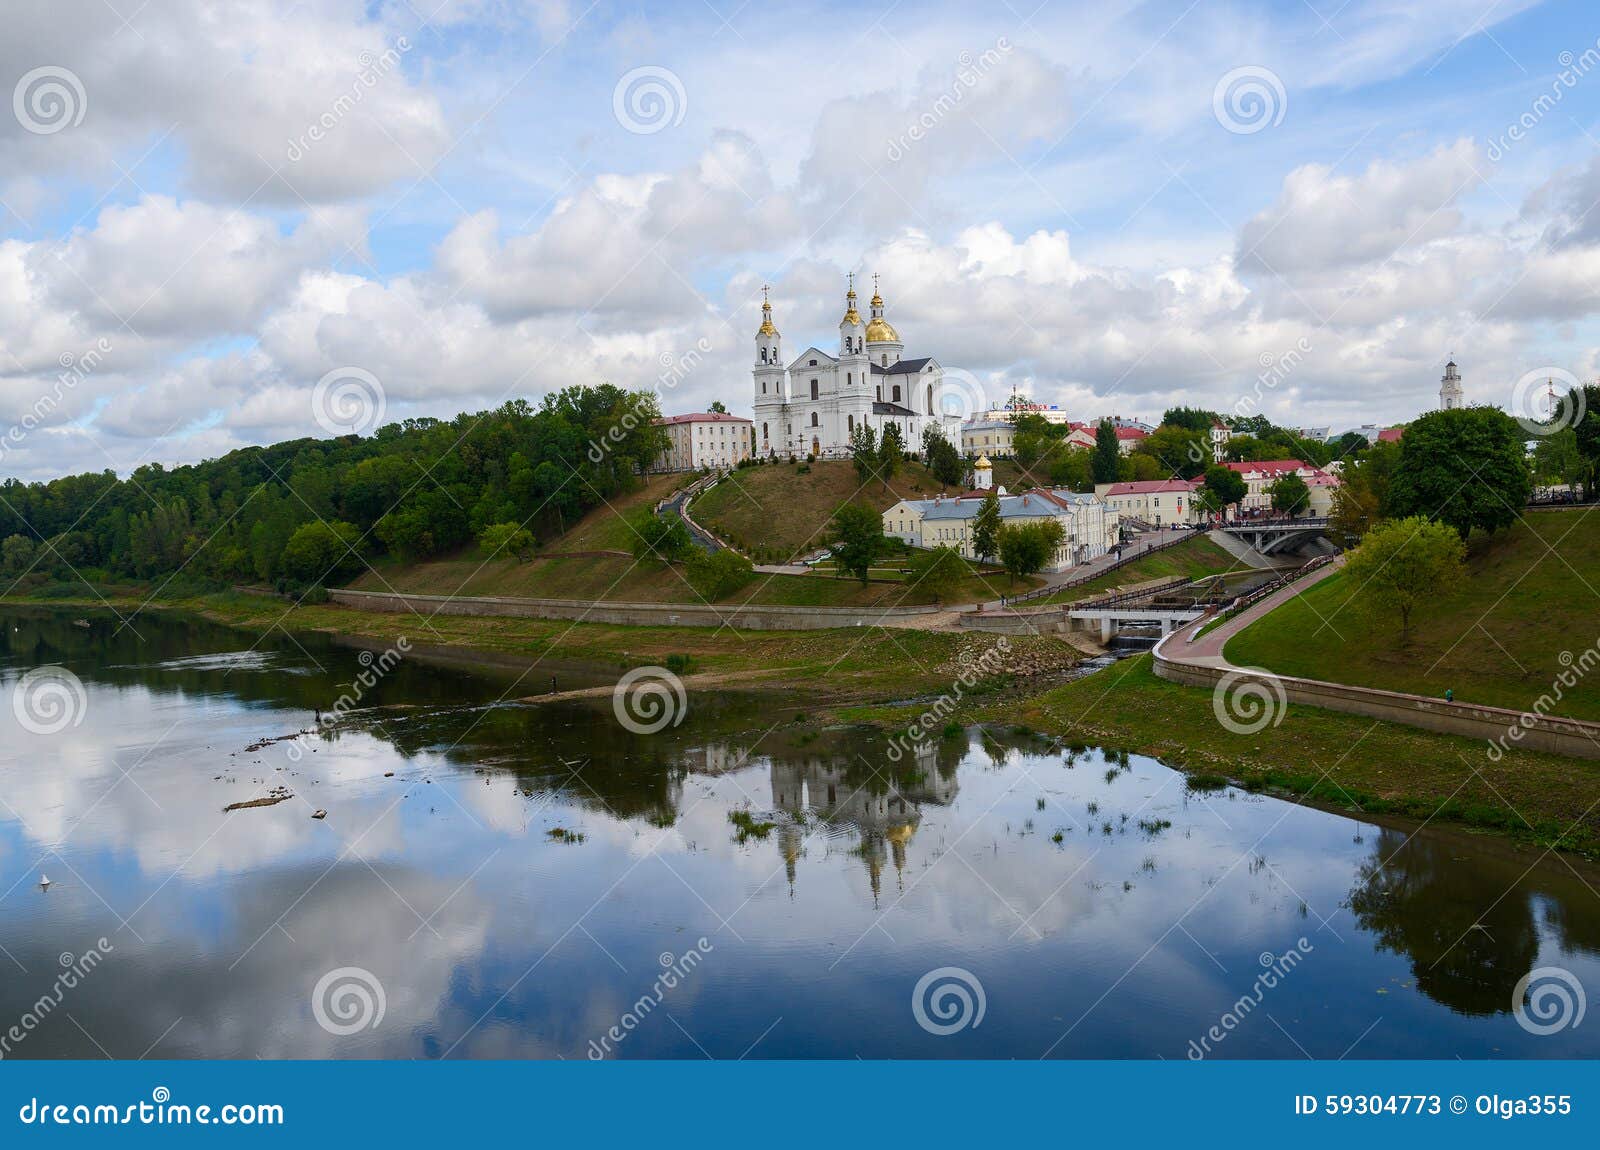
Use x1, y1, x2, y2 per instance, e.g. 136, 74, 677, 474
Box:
1220, 553, 1337, 620
999, 531, 1196, 607
1219, 516, 1329, 532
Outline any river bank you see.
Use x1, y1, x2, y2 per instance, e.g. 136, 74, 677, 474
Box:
11, 588, 1600, 857
0, 587, 1080, 708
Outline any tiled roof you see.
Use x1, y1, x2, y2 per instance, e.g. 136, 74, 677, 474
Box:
1102, 480, 1196, 495
657, 412, 752, 425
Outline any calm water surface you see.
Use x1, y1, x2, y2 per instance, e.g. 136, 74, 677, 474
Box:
1, 607, 1596, 1059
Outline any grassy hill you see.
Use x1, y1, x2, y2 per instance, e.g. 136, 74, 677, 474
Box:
351, 467, 1033, 608
1224, 510, 1600, 721
691, 457, 1029, 563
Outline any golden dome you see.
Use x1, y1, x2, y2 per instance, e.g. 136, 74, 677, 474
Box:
975, 455, 992, 469
757, 300, 778, 337
842, 289, 862, 326
865, 316, 899, 342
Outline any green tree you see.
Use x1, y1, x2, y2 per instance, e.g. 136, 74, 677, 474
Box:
849, 424, 878, 485
877, 422, 904, 489
1531, 426, 1582, 490
1390, 407, 1531, 537
920, 426, 964, 487
1342, 516, 1467, 640
908, 545, 968, 604
478, 521, 534, 561
971, 489, 1002, 563
1202, 464, 1247, 512
1269, 473, 1311, 516
1, 534, 36, 578
1092, 420, 1121, 484
629, 511, 692, 565
709, 400, 728, 414
996, 520, 1065, 583
686, 548, 753, 599
1049, 449, 1093, 491
1570, 385, 1600, 499
1161, 407, 1222, 433
1137, 425, 1208, 478
829, 502, 883, 584
279, 520, 362, 585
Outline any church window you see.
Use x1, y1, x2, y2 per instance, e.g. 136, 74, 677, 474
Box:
926, 384, 933, 414
846, 372, 851, 386
760, 348, 767, 363
881, 354, 888, 367
876, 386, 882, 401
809, 359, 817, 366
811, 412, 819, 426
810, 379, 819, 400
892, 385, 901, 403
848, 414, 854, 433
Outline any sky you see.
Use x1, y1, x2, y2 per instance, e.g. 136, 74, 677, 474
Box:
3, 0, 1600, 481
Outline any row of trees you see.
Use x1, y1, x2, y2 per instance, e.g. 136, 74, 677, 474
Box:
0, 385, 670, 592
827, 488, 1063, 594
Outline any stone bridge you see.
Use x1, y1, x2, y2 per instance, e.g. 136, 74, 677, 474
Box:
1216, 517, 1332, 555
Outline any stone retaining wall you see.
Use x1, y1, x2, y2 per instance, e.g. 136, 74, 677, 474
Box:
1153, 638, 1600, 761
329, 588, 946, 631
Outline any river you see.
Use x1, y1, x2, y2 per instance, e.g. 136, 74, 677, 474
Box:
0, 606, 1595, 1059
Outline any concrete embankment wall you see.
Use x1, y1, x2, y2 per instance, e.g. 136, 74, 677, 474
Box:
329, 588, 946, 631
1153, 639, 1600, 761
960, 610, 1069, 635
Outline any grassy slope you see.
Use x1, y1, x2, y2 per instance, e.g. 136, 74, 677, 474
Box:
350, 466, 1032, 608
1035, 534, 1248, 603
987, 654, 1600, 854
1224, 511, 1600, 721
691, 459, 965, 561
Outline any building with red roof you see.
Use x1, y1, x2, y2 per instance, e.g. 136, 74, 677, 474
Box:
653, 412, 755, 472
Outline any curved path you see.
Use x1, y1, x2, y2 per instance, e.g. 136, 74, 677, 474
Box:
1154, 560, 1600, 761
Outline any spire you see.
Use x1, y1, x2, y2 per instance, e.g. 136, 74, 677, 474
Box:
841, 273, 862, 326
757, 283, 778, 337
865, 272, 898, 343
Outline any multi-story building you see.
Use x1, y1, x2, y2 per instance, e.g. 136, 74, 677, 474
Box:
961, 419, 1017, 457
881, 489, 1118, 571
653, 412, 754, 472
1094, 479, 1203, 526
1222, 459, 1339, 514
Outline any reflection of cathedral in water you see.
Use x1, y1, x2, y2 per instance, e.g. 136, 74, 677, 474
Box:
768, 743, 958, 902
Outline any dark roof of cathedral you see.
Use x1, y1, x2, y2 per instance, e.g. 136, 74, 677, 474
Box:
870, 357, 933, 376
872, 401, 920, 417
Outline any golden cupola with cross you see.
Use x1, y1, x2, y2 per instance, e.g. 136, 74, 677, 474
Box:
864, 274, 904, 367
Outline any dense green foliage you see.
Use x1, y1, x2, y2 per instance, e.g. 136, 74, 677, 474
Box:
1269, 472, 1310, 516
996, 520, 1064, 582
1389, 407, 1530, 537
971, 490, 1001, 563
1342, 515, 1467, 638
0, 385, 667, 591
829, 502, 883, 584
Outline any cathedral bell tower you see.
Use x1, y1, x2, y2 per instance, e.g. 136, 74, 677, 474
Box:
752, 286, 786, 456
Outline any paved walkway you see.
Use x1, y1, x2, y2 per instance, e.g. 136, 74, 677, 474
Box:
1157, 559, 1341, 668
980, 527, 1196, 611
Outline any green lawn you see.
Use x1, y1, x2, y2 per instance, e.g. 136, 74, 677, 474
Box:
691, 459, 963, 562
1034, 534, 1248, 603
1224, 512, 1600, 721
987, 654, 1600, 854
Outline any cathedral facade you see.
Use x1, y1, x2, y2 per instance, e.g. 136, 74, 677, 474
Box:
752, 279, 962, 459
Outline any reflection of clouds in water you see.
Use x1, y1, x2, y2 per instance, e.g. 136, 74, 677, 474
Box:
0, 686, 418, 878
0, 864, 492, 1059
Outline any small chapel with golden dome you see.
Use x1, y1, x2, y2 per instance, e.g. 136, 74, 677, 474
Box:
751, 276, 961, 459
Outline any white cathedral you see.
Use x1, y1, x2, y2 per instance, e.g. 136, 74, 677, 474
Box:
752, 278, 962, 459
